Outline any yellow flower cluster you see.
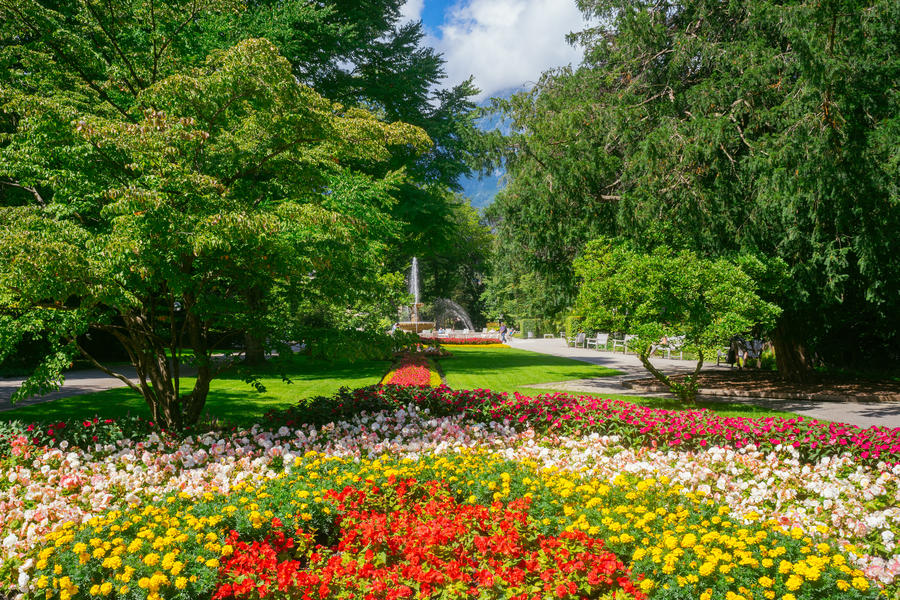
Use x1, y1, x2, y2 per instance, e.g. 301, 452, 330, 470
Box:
28, 450, 875, 600
35, 505, 224, 600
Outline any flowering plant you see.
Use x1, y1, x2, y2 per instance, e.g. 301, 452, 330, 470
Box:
268, 385, 899, 467
214, 477, 646, 600
380, 355, 441, 386
0, 415, 159, 457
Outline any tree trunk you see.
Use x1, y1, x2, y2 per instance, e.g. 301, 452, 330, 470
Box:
110, 309, 214, 430
772, 319, 812, 382
244, 331, 266, 365
243, 286, 267, 365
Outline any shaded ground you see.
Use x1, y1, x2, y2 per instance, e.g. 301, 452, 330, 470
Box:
623, 370, 900, 402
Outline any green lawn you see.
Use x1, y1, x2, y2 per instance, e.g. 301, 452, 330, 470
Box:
0, 355, 389, 426
438, 345, 621, 393
439, 345, 807, 420
2, 345, 807, 425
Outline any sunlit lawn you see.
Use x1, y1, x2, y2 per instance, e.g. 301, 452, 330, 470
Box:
0, 355, 389, 426
438, 345, 621, 392
2, 344, 807, 426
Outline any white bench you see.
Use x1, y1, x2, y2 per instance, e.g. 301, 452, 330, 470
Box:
612, 334, 635, 353
586, 332, 609, 350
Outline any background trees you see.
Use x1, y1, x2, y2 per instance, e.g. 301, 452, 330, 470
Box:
485, 0, 899, 376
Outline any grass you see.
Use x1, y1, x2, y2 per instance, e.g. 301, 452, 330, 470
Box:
2, 345, 809, 426
0, 354, 389, 427
439, 345, 621, 393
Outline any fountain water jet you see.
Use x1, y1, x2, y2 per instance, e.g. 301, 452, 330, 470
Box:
396, 257, 435, 333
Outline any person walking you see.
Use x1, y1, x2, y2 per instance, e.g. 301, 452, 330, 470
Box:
499, 323, 507, 343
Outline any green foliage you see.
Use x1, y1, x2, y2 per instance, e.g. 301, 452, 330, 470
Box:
485, 0, 900, 373
301, 329, 420, 362
518, 318, 539, 336
574, 239, 781, 401
0, 37, 429, 427
564, 316, 584, 339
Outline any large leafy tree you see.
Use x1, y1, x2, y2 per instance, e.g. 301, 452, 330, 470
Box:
0, 38, 429, 427
487, 0, 899, 377
0, 0, 485, 363
575, 240, 781, 402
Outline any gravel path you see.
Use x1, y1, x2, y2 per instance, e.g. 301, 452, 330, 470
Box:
507, 337, 900, 428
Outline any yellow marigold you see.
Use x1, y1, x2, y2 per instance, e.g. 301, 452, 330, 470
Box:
143, 553, 159, 567
785, 574, 803, 591
852, 577, 869, 591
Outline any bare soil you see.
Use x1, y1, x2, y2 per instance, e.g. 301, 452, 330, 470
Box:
624, 369, 900, 402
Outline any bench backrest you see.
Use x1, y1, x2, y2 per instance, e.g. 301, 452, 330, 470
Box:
595, 333, 609, 345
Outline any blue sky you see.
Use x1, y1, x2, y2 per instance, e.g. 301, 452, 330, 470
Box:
399, 0, 592, 101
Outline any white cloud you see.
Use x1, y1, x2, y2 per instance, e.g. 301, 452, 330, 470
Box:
433, 0, 591, 100
399, 0, 425, 24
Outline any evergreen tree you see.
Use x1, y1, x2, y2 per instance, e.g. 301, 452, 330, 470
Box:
487, 0, 899, 376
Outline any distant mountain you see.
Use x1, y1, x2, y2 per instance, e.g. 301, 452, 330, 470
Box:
458, 88, 522, 209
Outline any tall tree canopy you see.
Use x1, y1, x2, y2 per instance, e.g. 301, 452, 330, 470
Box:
486, 0, 899, 375
0, 3, 432, 426
0, 0, 485, 321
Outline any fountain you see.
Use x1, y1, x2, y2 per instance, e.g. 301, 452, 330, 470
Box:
395, 257, 435, 333
432, 298, 474, 331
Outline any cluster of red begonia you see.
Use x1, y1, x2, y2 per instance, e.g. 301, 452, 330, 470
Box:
320, 385, 900, 467
382, 355, 433, 386
418, 336, 501, 345
214, 478, 645, 600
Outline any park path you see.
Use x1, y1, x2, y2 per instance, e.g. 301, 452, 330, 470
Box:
0, 366, 142, 412
506, 337, 900, 429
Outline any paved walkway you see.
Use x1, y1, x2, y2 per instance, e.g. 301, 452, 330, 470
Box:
507, 337, 900, 428
0, 366, 142, 412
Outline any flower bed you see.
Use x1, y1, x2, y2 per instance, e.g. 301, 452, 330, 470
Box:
380, 355, 441, 386
281, 385, 900, 468
1, 384, 898, 599
19, 450, 882, 600
213, 477, 645, 599
419, 336, 502, 345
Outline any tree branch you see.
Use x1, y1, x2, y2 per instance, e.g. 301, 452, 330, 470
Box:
0, 180, 46, 206
74, 339, 142, 393
85, 0, 144, 93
